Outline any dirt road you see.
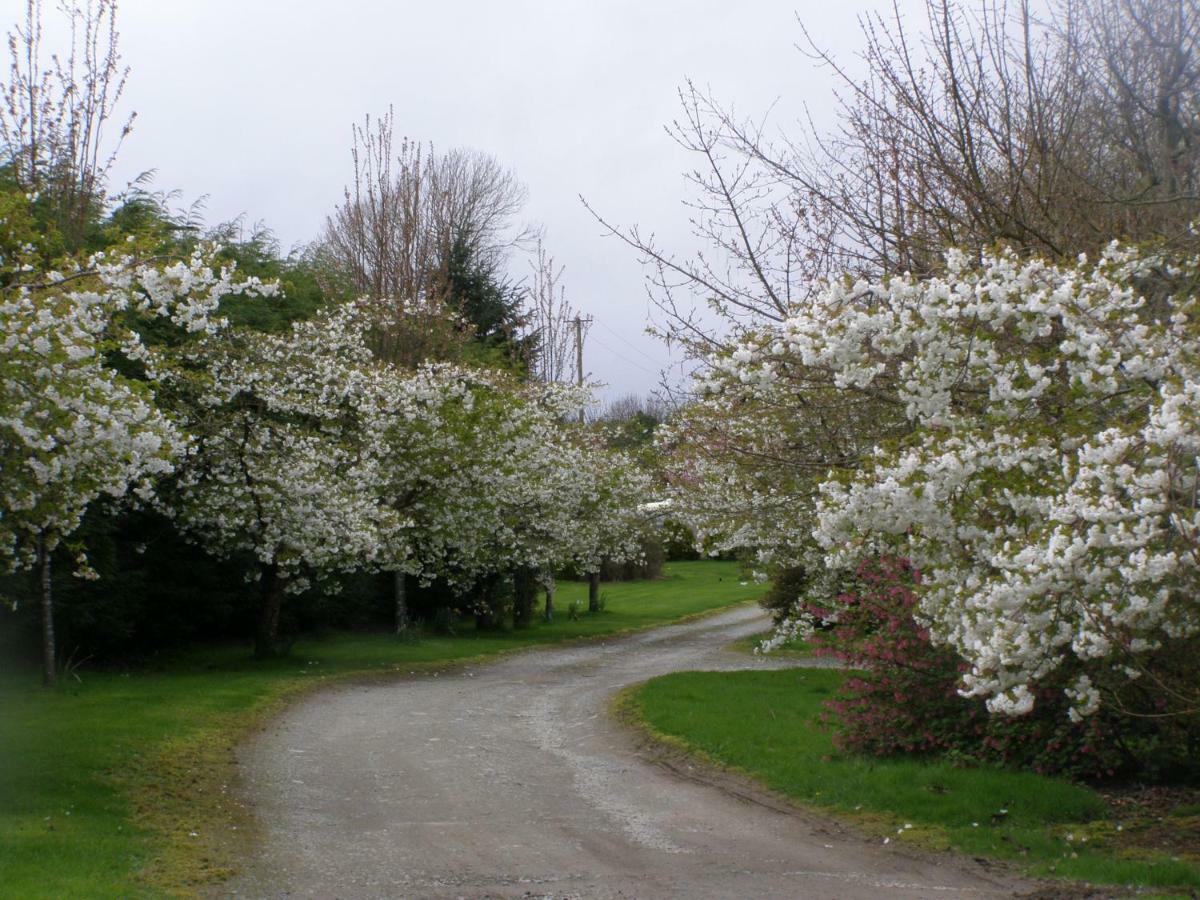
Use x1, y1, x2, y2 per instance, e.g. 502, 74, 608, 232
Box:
221, 605, 1030, 898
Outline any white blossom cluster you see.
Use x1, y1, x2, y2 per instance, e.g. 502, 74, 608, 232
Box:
164, 298, 650, 593
1, 216, 653, 616
667, 245, 1200, 718
0, 249, 272, 572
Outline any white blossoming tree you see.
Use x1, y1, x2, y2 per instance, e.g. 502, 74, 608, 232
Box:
368, 363, 650, 629
161, 300, 400, 658
464, 383, 650, 625
0, 191, 271, 682
162, 295, 650, 652
670, 245, 1200, 727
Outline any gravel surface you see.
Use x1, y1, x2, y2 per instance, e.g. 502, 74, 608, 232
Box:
218, 605, 1033, 899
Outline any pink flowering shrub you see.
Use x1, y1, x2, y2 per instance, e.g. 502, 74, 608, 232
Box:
808, 557, 1127, 780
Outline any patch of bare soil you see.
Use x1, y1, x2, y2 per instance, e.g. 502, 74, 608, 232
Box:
1095, 783, 1200, 863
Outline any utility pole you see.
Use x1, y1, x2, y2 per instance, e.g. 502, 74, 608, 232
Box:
572, 314, 593, 424
572, 313, 599, 611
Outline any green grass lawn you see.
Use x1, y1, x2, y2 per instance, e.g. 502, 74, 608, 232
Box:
0, 561, 761, 899
624, 669, 1200, 893
725, 629, 811, 657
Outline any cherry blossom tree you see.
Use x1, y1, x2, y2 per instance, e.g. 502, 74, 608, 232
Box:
368, 363, 650, 630
160, 300, 399, 658
359, 359, 503, 632
675, 244, 1200, 729
161, 294, 651, 650
0, 204, 272, 681
467, 382, 650, 624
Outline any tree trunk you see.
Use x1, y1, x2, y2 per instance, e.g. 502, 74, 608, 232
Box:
513, 567, 535, 629
588, 570, 601, 613
475, 574, 499, 631
394, 571, 409, 635
255, 562, 285, 659
39, 533, 56, 687
543, 572, 556, 623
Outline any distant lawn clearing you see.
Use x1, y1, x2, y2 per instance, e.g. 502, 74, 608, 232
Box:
624, 669, 1200, 894
0, 561, 761, 899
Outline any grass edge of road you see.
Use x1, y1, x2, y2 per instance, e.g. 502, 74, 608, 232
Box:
613, 669, 1200, 898
0, 561, 762, 899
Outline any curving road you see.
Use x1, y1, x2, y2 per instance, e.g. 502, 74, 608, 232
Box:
220, 605, 1031, 899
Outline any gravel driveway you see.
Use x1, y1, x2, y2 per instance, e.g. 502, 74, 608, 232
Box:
219, 604, 1032, 898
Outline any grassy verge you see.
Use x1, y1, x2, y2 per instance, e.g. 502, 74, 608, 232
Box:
622, 668, 1200, 894
0, 561, 761, 899
725, 630, 811, 657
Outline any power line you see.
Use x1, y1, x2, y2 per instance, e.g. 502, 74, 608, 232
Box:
588, 334, 661, 376
595, 320, 663, 367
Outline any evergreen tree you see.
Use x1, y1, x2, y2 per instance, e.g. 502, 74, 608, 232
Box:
437, 236, 531, 371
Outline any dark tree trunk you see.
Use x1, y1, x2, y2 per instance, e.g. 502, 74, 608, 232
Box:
475, 574, 499, 631
394, 571, 408, 635
543, 571, 555, 623
588, 570, 601, 613
513, 567, 536, 629
255, 562, 285, 659
39, 534, 56, 687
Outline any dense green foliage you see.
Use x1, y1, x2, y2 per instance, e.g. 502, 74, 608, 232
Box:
210, 226, 328, 333
438, 237, 530, 369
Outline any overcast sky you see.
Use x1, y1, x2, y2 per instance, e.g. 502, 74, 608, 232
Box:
42, 0, 929, 403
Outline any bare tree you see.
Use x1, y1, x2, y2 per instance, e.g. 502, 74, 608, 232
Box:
430, 141, 533, 275
319, 109, 429, 310
317, 107, 532, 366
526, 238, 578, 383
591, 0, 1200, 359
0, 0, 134, 249
787, 0, 1200, 269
